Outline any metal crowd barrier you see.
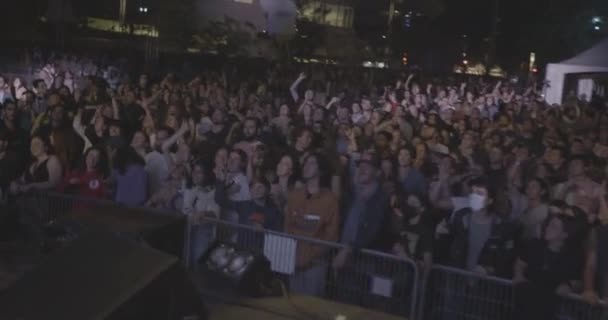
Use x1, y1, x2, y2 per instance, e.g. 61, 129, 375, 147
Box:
556, 293, 608, 320
418, 265, 515, 320
13, 192, 608, 320
14, 192, 419, 319
188, 216, 420, 319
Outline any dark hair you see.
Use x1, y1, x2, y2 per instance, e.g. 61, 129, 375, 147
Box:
2, 99, 16, 108
283, 153, 301, 185
526, 177, 550, 201
401, 192, 431, 211
113, 146, 145, 175
186, 161, 213, 189
31, 134, 54, 155
398, 145, 417, 160
82, 146, 109, 178
33, 79, 45, 89
303, 152, 332, 187
230, 148, 248, 168
468, 176, 497, 200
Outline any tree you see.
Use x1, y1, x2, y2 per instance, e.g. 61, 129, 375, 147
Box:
192, 16, 256, 57
156, 0, 197, 50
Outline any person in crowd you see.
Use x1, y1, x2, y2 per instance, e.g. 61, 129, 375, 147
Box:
284, 153, 340, 296
0, 130, 21, 199
582, 183, 608, 305
513, 213, 586, 319
397, 146, 428, 196
447, 177, 516, 277
510, 177, 550, 240
390, 193, 434, 271
557, 155, 601, 222
4, 52, 608, 313
270, 154, 300, 211
145, 126, 173, 195
111, 146, 147, 206
334, 152, 391, 268
215, 171, 281, 232
57, 146, 108, 200
10, 135, 63, 194
0, 100, 29, 162
182, 161, 220, 268
146, 160, 187, 211
220, 149, 251, 202
0, 76, 13, 104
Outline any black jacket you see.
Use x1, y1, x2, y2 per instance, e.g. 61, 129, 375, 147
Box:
448, 208, 517, 277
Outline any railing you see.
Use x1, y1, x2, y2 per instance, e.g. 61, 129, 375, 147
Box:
185, 216, 420, 319
556, 293, 608, 320
9, 191, 608, 320
418, 265, 515, 320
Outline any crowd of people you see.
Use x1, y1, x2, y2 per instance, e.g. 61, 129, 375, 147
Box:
0, 52, 607, 318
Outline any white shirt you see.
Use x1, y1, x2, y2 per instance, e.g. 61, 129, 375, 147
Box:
227, 172, 251, 201
145, 151, 170, 195
182, 187, 220, 218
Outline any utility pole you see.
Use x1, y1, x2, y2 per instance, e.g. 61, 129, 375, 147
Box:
386, 0, 396, 62
487, 0, 499, 66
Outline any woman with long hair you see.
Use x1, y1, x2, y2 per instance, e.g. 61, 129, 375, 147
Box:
111, 146, 147, 206
57, 146, 109, 200
270, 154, 300, 210
10, 135, 63, 194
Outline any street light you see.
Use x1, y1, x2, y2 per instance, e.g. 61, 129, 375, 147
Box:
595, 26, 601, 31
592, 17, 602, 24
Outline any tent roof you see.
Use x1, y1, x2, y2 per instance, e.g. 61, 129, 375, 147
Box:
559, 38, 608, 67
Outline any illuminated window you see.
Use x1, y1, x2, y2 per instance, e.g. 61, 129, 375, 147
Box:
234, 0, 253, 4
300, 1, 354, 28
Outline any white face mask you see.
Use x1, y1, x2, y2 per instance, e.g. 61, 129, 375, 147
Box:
469, 194, 486, 211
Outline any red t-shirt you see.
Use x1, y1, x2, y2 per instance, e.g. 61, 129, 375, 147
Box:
58, 170, 106, 200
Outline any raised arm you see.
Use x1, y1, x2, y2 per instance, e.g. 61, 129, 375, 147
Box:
325, 97, 340, 110
161, 121, 189, 153
290, 73, 306, 103
73, 109, 92, 152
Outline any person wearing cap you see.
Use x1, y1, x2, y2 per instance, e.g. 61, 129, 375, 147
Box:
333, 151, 390, 267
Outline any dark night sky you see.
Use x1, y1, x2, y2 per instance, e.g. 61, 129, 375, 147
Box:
1, 0, 606, 70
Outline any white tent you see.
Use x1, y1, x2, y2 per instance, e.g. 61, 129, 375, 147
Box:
544, 38, 608, 105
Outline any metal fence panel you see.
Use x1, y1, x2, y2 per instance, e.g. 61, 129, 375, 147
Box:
556, 294, 608, 320
23, 192, 608, 320
191, 217, 419, 319
419, 265, 514, 320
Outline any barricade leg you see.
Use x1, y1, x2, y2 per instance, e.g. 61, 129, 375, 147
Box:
289, 263, 328, 297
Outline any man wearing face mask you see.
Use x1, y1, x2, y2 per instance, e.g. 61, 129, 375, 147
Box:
448, 177, 516, 277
